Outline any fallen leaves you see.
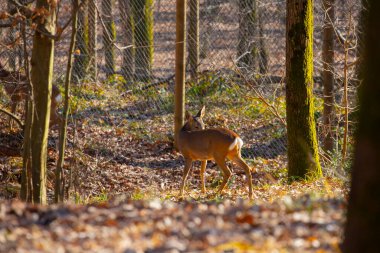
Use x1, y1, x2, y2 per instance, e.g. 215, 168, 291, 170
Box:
0, 196, 345, 252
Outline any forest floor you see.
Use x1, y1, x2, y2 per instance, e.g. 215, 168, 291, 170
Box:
0, 79, 350, 252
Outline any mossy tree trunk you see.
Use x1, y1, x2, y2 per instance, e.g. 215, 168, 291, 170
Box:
88, 0, 97, 81
30, 0, 56, 204
188, 0, 199, 80
132, 0, 154, 82
120, 0, 135, 82
322, 0, 335, 153
72, 2, 89, 83
237, 0, 258, 71
102, 0, 116, 77
342, 1, 380, 252
285, 0, 321, 181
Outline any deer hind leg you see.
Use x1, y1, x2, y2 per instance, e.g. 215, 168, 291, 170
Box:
179, 158, 193, 197
214, 156, 232, 195
49, 109, 62, 128
232, 155, 253, 199
200, 160, 207, 193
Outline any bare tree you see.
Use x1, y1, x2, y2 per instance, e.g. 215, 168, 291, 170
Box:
188, 0, 199, 80
120, 0, 134, 81
72, 1, 89, 83
102, 0, 116, 77
30, 0, 57, 204
322, 0, 335, 153
286, 0, 321, 181
174, 0, 186, 150
237, 0, 258, 71
88, 0, 97, 81
343, 1, 380, 251
132, 0, 154, 82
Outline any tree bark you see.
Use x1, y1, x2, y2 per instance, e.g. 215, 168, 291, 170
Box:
88, 0, 97, 81
132, 0, 154, 82
102, 0, 116, 77
7, 1, 16, 71
342, 1, 380, 252
20, 21, 33, 203
258, 9, 268, 74
174, 0, 186, 150
188, 0, 199, 81
55, 0, 79, 203
286, 0, 321, 181
72, 1, 88, 83
30, 0, 56, 204
322, 0, 335, 153
237, 0, 258, 71
120, 0, 135, 82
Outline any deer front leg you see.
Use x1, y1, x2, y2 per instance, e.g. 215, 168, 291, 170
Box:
179, 158, 193, 197
200, 160, 207, 194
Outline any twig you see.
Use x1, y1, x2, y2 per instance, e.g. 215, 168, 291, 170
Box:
233, 65, 287, 126
0, 107, 24, 128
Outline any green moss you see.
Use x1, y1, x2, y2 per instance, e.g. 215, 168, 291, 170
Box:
286, 0, 321, 181
133, 0, 154, 82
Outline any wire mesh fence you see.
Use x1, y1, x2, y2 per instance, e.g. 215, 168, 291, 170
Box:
0, 0, 361, 181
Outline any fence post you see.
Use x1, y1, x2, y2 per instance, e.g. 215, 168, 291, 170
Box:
174, 0, 187, 150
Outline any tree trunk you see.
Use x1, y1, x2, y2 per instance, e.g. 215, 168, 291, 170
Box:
120, 0, 135, 82
88, 0, 97, 81
285, 0, 321, 181
342, 1, 380, 252
322, 0, 335, 153
188, 0, 199, 81
55, 0, 79, 203
258, 8, 268, 74
7, 1, 16, 71
20, 21, 33, 203
237, 0, 258, 71
30, 0, 56, 204
174, 0, 186, 150
102, 0, 116, 77
132, 0, 154, 82
72, 2, 89, 83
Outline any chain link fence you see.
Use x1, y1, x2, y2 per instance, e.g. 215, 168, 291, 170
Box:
0, 0, 361, 177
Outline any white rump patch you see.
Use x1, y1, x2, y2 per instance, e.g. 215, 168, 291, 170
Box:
228, 137, 243, 151
55, 94, 62, 103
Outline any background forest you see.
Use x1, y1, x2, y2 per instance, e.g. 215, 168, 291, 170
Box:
0, 0, 378, 252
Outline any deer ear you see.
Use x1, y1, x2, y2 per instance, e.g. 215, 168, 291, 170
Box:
185, 111, 192, 121
196, 105, 205, 118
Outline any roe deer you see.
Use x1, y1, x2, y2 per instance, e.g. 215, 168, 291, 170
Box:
0, 63, 62, 127
177, 106, 254, 199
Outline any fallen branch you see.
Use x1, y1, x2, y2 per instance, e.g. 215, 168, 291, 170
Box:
122, 75, 175, 96
0, 107, 24, 129
233, 67, 287, 127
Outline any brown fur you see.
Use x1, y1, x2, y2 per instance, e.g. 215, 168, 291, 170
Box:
178, 106, 254, 199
